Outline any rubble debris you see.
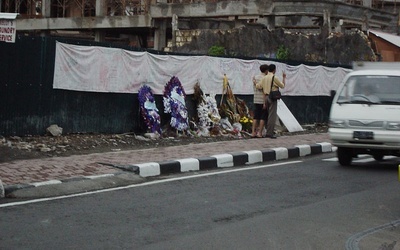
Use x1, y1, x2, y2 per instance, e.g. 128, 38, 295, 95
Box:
46, 124, 63, 137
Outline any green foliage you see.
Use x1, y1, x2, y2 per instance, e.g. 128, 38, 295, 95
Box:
276, 45, 290, 60
208, 45, 225, 56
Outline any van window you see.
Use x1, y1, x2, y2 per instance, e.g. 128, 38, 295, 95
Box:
337, 75, 400, 104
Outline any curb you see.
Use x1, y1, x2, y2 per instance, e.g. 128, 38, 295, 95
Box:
131, 142, 332, 177
0, 179, 4, 198
2, 142, 332, 197
4, 173, 125, 197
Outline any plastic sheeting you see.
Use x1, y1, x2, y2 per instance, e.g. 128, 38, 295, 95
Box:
53, 41, 351, 96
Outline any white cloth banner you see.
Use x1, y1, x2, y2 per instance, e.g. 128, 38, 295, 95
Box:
53, 41, 351, 96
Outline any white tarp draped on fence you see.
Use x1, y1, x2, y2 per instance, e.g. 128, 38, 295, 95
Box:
53, 41, 351, 96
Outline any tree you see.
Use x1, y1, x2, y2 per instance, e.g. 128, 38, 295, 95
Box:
276, 45, 290, 60
208, 45, 225, 56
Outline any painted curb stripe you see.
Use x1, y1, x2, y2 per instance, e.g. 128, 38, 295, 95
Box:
177, 158, 200, 172
317, 142, 332, 152
296, 144, 312, 156
310, 144, 323, 154
134, 144, 332, 178
231, 152, 249, 166
273, 147, 289, 160
244, 150, 263, 164
211, 154, 234, 168
261, 149, 276, 161
198, 157, 218, 170
159, 161, 181, 175
136, 162, 160, 177
287, 147, 300, 158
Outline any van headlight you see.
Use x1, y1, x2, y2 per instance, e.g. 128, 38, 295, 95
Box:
387, 122, 400, 130
329, 119, 346, 128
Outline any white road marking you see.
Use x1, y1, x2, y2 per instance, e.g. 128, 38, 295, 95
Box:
0, 160, 303, 208
323, 155, 399, 162
354, 157, 375, 163
323, 157, 339, 162
323, 155, 371, 162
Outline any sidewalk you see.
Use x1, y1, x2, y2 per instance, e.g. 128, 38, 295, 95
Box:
0, 133, 332, 197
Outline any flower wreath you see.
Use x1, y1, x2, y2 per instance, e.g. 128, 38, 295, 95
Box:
194, 83, 220, 129
163, 76, 189, 131
138, 85, 162, 135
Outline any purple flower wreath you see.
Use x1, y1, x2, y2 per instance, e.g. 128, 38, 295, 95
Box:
138, 85, 162, 135
163, 76, 189, 131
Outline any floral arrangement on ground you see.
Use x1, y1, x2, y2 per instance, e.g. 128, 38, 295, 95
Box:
139, 75, 258, 139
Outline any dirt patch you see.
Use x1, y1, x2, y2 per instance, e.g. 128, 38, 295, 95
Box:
0, 124, 328, 163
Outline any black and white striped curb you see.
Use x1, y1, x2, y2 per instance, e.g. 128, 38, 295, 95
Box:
131, 142, 332, 177
1, 142, 332, 196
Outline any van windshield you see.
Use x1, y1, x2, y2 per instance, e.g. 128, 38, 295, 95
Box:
337, 75, 400, 105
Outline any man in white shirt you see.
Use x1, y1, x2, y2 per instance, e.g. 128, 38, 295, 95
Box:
251, 64, 269, 138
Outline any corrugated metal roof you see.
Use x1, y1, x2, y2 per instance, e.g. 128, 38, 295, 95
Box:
368, 30, 400, 48
0, 13, 18, 19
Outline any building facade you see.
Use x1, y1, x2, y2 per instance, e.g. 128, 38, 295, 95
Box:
0, 0, 399, 51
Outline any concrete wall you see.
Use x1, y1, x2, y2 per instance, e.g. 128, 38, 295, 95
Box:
167, 27, 376, 65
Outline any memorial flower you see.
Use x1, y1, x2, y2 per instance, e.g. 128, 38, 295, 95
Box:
163, 76, 189, 131
138, 85, 162, 135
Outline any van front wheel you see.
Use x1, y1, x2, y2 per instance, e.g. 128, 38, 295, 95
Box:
337, 147, 352, 166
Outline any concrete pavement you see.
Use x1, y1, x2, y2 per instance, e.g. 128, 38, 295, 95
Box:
0, 133, 332, 198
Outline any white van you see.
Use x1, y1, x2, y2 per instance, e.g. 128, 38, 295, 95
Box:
329, 62, 400, 166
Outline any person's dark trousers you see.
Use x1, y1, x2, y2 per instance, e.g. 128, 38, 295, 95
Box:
266, 99, 277, 137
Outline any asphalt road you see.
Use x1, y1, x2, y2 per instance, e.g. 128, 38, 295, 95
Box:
1, 153, 400, 250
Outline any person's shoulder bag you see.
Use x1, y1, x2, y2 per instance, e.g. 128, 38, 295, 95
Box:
269, 75, 282, 101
